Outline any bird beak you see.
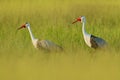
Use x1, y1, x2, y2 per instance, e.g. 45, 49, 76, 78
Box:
17, 24, 26, 30
72, 18, 81, 24
72, 20, 78, 24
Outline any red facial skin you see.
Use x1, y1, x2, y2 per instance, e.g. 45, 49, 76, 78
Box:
17, 24, 26, 30
72, 17, 81, 24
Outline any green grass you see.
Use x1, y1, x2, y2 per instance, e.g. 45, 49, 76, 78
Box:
0, 0, 120, 80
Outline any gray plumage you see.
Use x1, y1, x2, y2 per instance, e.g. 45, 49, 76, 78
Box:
36, 39, 63, 52
90, 35, 107, 49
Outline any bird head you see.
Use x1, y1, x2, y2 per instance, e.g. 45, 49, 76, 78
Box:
72, 16, 86, 24
17, 22, 30, 30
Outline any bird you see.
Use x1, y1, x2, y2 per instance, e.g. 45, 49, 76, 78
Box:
72, 16, 107, 49
17, 22, 63, 52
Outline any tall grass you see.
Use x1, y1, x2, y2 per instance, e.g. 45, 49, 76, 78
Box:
0, 0, 120, 80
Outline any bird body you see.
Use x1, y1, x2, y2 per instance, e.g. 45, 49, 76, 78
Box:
90, 35, 106, 49
36, 40, 63, 51
72, 16, 107, 49
17, 23, 63, 52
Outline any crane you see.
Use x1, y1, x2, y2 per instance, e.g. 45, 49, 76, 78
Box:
17, 22, 63, 52
72, 16, 107, 49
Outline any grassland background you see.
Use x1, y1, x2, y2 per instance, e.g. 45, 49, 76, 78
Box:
0, 0, 120, 80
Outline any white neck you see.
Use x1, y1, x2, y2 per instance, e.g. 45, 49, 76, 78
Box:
82, 22, 91, 47
82, 22, 88, 36
27, 26, 35, 41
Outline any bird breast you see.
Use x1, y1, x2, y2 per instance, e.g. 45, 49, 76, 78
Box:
32, 39, 39, 48
83, 34, 91, 47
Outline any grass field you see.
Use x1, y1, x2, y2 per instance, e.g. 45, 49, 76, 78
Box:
0, 0, 120, 80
